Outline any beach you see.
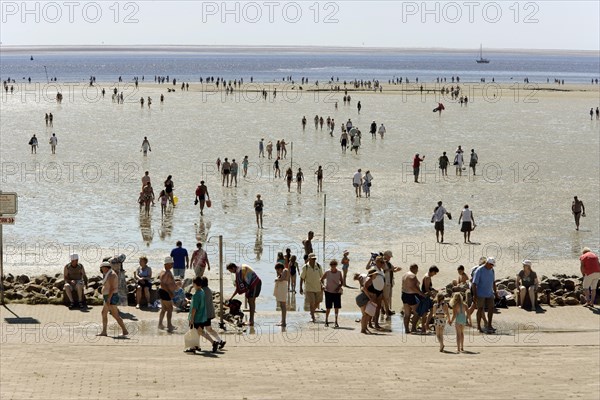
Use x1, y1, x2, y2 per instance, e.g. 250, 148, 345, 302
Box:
1, 80, 599, 311
1, 304, 599, 399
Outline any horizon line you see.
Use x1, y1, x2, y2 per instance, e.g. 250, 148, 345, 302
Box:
0, 44, 598, 55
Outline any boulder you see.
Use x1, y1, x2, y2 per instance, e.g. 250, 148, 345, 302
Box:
29, 293, 49, 305
564, 291, 578, 299
24, 284, 44, 293
88, 281, 100, 290
16, 275, 30, 284
507, 282, 516, 291
564, 298, 579, 306
88, 276, 102, 283
563, 280, 576, 291
506, 298, 517, 307
555, 297, 565, 306
127, 292, 136, 306
497, 284, 507, 290
554, 289, 565, 297
88, 297, 104, 306
53, 279, 65, 290
34, 275, 49, 285
3, 290, 17, 300
4, 273, 15, 283
2, 282, 14, 290
84, 287, 96, 297
546, 278, 561, 290
539, 282, 550, 291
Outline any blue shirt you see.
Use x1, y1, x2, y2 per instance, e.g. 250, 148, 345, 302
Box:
170, 247, 188, 269
473, 266, 495, 298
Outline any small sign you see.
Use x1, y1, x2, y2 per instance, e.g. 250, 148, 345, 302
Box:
0, 217, 15, 225
0, 193, 18, 215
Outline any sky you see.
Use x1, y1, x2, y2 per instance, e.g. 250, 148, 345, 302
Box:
0, 1, 599, 50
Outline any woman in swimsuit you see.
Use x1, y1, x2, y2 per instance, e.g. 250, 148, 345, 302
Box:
285, 167, 293, 192
142, 183, 155, 216
288, 255, 299, 293
164, 175, 174, 205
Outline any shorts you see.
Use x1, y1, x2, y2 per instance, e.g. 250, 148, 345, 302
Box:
469, 161, 477, 167
137, 279, 152, 289
341, 139, 347, 146
173, 268, 185, 278
342, 264, 349, 271
583, 272, 600, 292
355, 292, 369, 308
305, 291, 323, 305
461, 221, 472, 232
325, 292, 341, 309
158, 288, 172, 301
246, 281, 262, 299
193, 319, 212, 329
434, 317, 446, 327
223, 169, 230, 175
476, 296, 495, 309
103, 294, 119, 305
353, 183, 359, 188
413, 167, 420, 176
434, 221, 444, 232
402, 292, 419, 306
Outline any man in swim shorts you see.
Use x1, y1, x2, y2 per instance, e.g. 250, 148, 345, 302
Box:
158, 257, 177, 332
401, 264, 425, 333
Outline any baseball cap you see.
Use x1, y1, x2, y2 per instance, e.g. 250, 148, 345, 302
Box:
308, 253, 317, 259
522, 259, 532, 266
164, 256, 174, 265
486, 257, 496, 266
384, 250, 393, 258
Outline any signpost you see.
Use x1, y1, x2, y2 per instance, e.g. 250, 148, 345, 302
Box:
0, 191, 18, 306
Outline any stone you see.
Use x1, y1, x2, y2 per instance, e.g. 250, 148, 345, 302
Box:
5, 273, 15, 283
53, 279, 65, 290
546, 278, 561, 290
507, 282, 516, 291
34, 275, 49, 285
564, 298, 579, 306
3, 290, 17, 300
506, 298, 517, 307
29, 293, 49, 305
127, 292, 136, 306
88, 276, 102, 283
541, 275, 549, 281
497, 284, 507, 290
88, 297, 104, 306
2, 282, 14, 290
84, 287, 96, 297
16, 275, 30, 284
539, 282, 550, 291
555, 297, 565, 306
554, 289, 565, 297
563, 280, 576, 291
24, 284, 44, 293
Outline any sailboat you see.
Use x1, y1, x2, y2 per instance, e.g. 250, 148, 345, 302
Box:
476, 44, 489, 64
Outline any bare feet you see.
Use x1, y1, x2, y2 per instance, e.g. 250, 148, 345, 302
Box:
96, 332, 108, 337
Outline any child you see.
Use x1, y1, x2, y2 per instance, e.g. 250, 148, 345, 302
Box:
431, 293, 450, 352
172, 280, 188, 312
273, 263, 289, 326
449, 292, 467, 352
158, 190, 168, 217
341, 251, 350, 287
138, 191, 144, 212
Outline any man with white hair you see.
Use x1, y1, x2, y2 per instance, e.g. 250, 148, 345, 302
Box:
580, 247, 600, 307
472, 257, 497, 333
158, 257, 177, 332
63, 254, 88, 309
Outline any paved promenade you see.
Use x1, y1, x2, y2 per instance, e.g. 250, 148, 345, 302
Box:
1, 304, 599, 399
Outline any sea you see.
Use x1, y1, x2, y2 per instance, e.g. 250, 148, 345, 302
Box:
1, 49, 599, 84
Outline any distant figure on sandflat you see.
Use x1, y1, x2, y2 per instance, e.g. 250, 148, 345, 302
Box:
571, 196, 585, 231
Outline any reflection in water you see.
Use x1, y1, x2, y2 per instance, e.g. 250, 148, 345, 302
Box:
195, 216, 211, 243
139, 213, 154, 246
159, 208, 174, 240
570, 234, 584, 258
254, 229, 263, 261
287, 292, 300, 312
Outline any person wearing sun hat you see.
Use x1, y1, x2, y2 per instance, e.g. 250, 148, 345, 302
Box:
300, 253, 323, 323
472, 257, 497, 334
98, 261, 128, 337
63, 253, 88, 310
580, 247, 600, 307
516, 260, 539, 309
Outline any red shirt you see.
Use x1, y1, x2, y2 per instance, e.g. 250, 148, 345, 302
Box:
580, 252, 600, 275
413, 156, 423, 168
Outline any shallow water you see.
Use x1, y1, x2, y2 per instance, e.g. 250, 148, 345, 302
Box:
1, 83, 598, 310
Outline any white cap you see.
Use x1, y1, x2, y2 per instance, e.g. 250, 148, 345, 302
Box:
70, 254, 79, 261
522, 259, 532, 266
486, 257, 496, 266
164, 256, 174, 265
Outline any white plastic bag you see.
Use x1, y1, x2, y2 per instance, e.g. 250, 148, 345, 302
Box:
184, 328, 200, 349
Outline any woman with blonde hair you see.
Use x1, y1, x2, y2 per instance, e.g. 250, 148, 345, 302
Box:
449, 292, 467, 352
431, 293, 450, 352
